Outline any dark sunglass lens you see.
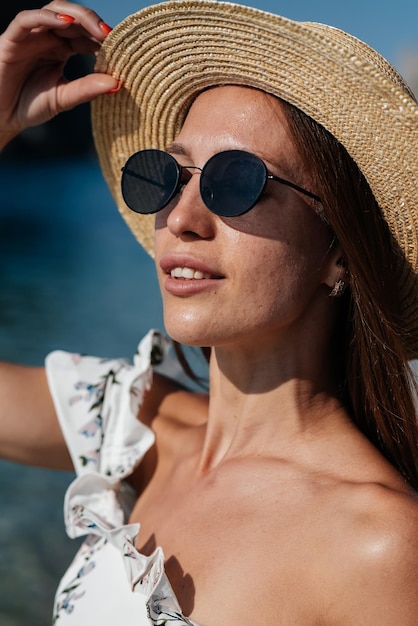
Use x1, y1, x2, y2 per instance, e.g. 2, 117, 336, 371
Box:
121, 149, 179, 214
200, 150, 267, 217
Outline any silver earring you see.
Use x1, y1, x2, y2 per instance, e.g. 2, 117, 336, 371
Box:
329, 279, 346, 298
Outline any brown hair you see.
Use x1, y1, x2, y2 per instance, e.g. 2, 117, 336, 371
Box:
282, 100, 418, 490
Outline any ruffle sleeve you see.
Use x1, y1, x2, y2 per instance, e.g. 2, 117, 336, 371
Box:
45, 330, 187, 537
45, 330, 167, 479
46, 330, 201, 626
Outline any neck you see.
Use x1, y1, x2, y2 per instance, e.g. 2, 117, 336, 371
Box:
197, 328, 346, 474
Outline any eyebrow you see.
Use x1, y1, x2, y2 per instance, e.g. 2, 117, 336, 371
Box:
165, 142, 189, 156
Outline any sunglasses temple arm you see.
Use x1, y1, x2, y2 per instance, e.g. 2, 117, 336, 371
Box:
268, 174, 321, 202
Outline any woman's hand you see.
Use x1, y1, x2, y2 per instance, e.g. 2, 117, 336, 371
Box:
0, 1, 119, 149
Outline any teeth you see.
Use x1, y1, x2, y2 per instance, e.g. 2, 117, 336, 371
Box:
171, 267, 211, 279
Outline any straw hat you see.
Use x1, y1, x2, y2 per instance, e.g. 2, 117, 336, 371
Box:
91, 0, 418, 355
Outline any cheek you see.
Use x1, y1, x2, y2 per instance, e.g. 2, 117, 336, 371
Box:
154, 205, 170, 231
229, 235, 299, 311
230, 206, 318, 275
154, 232, 168, 294
254, 249, 300, 302
232, 219, 329, 312
154, 217, 170, 258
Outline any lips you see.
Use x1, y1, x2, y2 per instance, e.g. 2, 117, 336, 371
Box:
160, 255, 223, 281
160, 256, 224, 296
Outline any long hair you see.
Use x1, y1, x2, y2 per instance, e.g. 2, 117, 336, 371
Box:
282, 100, 418, 490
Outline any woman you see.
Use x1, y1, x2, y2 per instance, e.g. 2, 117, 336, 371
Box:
0, 1, 417, 624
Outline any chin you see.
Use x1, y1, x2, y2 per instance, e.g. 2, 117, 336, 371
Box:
164, 324, 210, 347
163, 313, 220, 347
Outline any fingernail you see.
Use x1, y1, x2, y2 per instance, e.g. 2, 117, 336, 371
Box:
56, 14, 75, 23
106, 80, 122, 95
99, 21, 113, 36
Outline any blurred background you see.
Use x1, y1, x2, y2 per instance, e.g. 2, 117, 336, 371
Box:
0, 1, 417, 624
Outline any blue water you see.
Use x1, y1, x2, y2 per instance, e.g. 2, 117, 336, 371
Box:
0, 156, 164, 625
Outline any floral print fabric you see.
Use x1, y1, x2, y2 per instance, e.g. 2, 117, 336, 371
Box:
46, 330, 200, 626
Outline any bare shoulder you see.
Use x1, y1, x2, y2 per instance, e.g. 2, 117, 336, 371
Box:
319, 480, 418, 625
130, 372, 208, 492
139, 371, 208, 430
227, 456, 418, 625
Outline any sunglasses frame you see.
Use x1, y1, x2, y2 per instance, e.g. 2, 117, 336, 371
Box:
121, 148, 321, 217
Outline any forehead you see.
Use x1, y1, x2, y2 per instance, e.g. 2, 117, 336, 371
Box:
174, 86, 302, 175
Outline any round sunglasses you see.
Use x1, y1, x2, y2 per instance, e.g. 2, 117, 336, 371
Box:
121, 148, 321, 218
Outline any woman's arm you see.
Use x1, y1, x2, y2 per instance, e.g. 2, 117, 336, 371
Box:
0, 2, 118, 467
0, 363, 73, 469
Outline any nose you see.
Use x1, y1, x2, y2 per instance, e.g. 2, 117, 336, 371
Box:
156, 172, 217, 242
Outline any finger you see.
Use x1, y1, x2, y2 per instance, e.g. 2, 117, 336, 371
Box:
55, 72, 120, 112
41, 1, 112, 42
5, 9, 75, 43
6, 6, 110, 46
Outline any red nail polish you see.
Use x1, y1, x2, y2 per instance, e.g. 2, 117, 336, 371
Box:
99, 21, 113, 36
57, 14, 75, 23
106, 81, 122, 95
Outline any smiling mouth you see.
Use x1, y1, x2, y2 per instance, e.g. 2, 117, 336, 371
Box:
170, 267, 212, 280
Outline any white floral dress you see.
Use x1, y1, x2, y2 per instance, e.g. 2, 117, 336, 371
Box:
45, 330, 201, 626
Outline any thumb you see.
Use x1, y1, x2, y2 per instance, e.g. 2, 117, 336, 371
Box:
56, 73, 121, 112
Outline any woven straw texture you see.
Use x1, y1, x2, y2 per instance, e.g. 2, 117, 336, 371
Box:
91, 0, 418, 356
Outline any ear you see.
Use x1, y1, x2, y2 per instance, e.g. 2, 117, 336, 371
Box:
322, 242, 350, 291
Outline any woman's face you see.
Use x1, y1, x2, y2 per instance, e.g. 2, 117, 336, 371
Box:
154, 86, 336, 350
